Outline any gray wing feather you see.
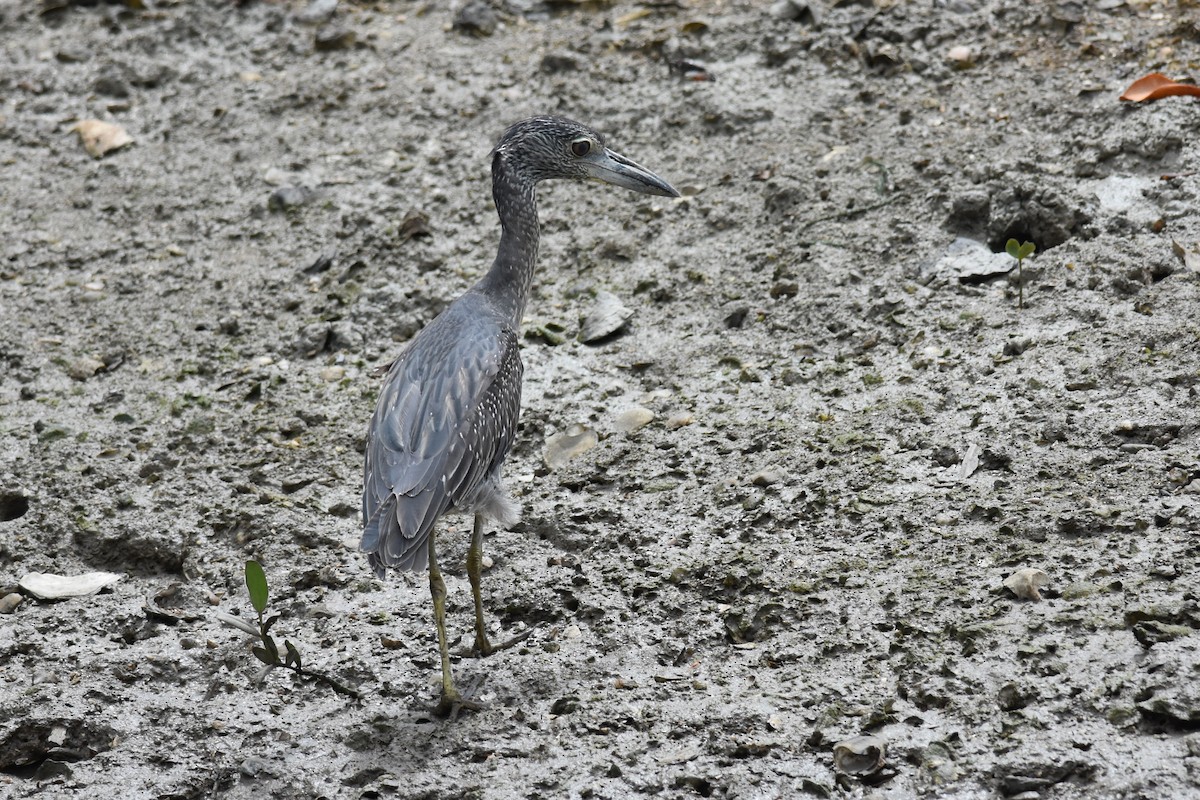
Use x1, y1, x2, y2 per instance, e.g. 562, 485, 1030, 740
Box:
361, 302, 522, 575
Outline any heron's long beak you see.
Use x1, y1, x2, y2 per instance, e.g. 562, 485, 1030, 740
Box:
586, 148, 680, 198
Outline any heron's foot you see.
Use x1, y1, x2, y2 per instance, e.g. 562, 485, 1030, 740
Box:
434, 675, 486, 719
434, 691, 483, 719
471, 624, 537, 658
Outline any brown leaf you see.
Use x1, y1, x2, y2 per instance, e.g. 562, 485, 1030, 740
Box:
1119, 73, 1200, 102
72, 119, 133, 157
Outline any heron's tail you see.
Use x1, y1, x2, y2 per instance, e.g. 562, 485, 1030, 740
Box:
360, 495, 431, 575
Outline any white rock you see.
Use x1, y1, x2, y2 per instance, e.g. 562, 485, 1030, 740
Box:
1004, 568, 1049, 601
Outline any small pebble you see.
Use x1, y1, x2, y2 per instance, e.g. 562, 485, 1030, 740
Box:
55, 46, 89, 63
1004, 567, 1048, 602
946, 45, 973, 68
320, 365, 345, 382
665, 412, 693, 430
0, 593, 23, 614
296, 0, 338, 24
453, 0, 497, 36
268, 185, 314, 211
67, 356, 106, 381
750, 469, 781, 487
614, 406, 654, 433
770, 0, 818, 23
314, 27, 356, 51
263, 167, 290, 186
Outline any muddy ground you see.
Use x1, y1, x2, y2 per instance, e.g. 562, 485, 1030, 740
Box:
2, 0, 1199, 797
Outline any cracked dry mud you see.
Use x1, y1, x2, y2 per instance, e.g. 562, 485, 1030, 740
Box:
2, 1, 1199, 798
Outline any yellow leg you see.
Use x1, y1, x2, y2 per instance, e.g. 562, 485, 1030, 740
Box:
467, 513, 534, 657
428, 530, 476, 715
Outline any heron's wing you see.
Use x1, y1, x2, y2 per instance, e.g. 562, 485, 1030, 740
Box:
361, 308, 522, 573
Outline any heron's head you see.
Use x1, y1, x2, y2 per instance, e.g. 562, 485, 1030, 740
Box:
492, 116, 679, 198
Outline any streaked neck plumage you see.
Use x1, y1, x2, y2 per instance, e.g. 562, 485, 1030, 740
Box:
476, 150, 539, 328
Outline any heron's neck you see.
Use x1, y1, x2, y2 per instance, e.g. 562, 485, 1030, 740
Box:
479, 153, 539, 327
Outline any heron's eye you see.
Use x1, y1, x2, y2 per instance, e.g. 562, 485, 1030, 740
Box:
570, 138, 592, 158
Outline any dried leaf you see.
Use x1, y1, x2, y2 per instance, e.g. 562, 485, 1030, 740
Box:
1119, 73, 1200, 103
216, 613, 261, 636
72, 119, 133, 157
960, 442, 981, 480
19, 570, 123, 599
1171, 240, 1200, 272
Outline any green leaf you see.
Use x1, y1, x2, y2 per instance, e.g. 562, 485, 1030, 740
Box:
1018, 242, 1036, 259
284, 640, 302, 671
252, 645, 277, 666
263, 633, 279, 661
245, 560, 269, 615
263, 613, 281, 637
1005, 239, 1020, 259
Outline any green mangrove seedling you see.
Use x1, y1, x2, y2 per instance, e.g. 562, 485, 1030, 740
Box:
218, 560, 360, 699
1005, 238, 1036, 308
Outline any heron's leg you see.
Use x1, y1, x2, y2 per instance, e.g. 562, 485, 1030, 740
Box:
428, 530, 479, 716
467, 513, 535, 657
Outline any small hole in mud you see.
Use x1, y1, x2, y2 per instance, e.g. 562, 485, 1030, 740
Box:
0, 493, 29, 522
988, 224, 1041, 254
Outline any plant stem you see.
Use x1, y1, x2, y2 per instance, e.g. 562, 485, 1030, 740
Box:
279, 662, 362, 699
1018, 257, 1024, 309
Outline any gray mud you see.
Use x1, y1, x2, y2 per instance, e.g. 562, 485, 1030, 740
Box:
2, 1, 1199, 797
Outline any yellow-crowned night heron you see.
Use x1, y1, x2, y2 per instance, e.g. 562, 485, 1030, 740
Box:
361, 116, 678, 713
